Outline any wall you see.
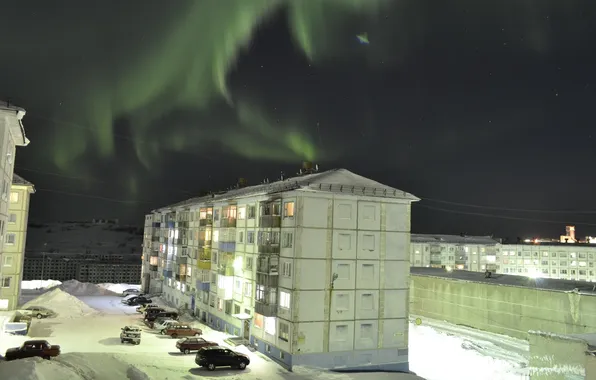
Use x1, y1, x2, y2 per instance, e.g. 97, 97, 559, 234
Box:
410, 274, 596, 340
527, 331, 593, 379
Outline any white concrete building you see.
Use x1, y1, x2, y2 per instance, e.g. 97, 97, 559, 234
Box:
141, 166, 418, 371
0, 102, 30, 310
410, 234, 500, 271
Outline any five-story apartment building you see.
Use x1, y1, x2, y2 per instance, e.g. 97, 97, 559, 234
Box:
141, 166, 418, 371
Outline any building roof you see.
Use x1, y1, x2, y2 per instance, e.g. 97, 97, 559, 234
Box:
0, 100, 29, 146
155, 168, 419, 212
12, 173, 34, 187
410, 267, 596, 294
411, 233, 500, 245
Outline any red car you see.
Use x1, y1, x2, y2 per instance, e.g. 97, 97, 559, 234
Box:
176, 337, 218, 354
162, 324, 202, 338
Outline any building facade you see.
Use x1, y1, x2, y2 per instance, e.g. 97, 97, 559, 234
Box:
410, 234, 500, 271
0, 102, 30, 310
0, 174, 34, 309
141, 167, 418, 371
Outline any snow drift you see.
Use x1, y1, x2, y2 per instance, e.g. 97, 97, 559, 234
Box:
21, 280, 62, 290
58, 280, 119, 296
97, 283, 140, 295
22, 288, 98, 318
0, 353, 149, 380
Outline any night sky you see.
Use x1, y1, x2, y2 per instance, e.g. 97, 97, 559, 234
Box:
1, 0, 595, 240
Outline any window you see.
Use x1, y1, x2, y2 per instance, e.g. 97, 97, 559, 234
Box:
3, 256, 13, 267
361, 293, 374, 310
244, 282, 252, 297
234, 304, 241, 315
8, 213, 16, 224
282, 262, 292, 277
247, 206, 256, 219
238, 231, 244, 243
238, 207, 246, 220
282, 232, 293, 248
9, 192, 18, 203
256, 285, 265, 302
279, 322, 289, 342
279, 291, 291, 309
336, 294, 349, 310
245, 257, 253, 270
235, 279, 242, 293
284, 202, 295, 217
214, 209, 220, 221
247, 231, 255, 244
2, 277, 10, 288
5, 233, 15, 245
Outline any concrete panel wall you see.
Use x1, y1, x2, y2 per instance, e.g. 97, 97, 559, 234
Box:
410, 275, 596, 340
527, 331, 590, 380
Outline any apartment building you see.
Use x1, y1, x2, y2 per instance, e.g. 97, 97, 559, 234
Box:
141, 165, 418, 371
0, 102, 30, 310
0, 174, 34, 309
410, 234, 500, 271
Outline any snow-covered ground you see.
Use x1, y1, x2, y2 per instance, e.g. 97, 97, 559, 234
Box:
1, 281, 531, 379
21, 280, 62, 290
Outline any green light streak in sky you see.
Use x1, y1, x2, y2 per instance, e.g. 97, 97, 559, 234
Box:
52, 0, 388, 171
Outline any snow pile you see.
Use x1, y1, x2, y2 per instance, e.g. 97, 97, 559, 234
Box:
0, 353, 149, 380
21, 280, 62, 290
58, 280, 118, 296
292, 366, 425, 380
22, 288, 98, 318
97, 283, 140, 294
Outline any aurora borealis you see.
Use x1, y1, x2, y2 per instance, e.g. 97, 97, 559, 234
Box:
3, 0, 596, 237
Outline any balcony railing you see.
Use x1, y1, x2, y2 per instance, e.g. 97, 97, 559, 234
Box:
199, 216, 213, 226
149, 265, 158, 272
176, 221, 189, 228
218, 265, 234, 277
152, 222, 161, 228
163, 269, 173, 278
430, 246, 441, 253
254, 301, 277, 317
259, 215, 281, 228
176, 274, 187, 282
219, 241, 236, 253
150, 250, 159, 257
152, 236, 160, 242
258, 244, 280, 254
198, 239, 212, 248
220, 217, 237, 228
196, 280, 210, 292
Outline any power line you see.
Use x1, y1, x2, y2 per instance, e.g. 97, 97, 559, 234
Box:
415, 203, 596, 227
421, 196, 596, 214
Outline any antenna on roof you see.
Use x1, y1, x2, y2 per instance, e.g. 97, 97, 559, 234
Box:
315, 164, 319, 171
280, 171, 285, 181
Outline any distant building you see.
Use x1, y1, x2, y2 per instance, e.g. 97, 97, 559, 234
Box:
410, 234, 500, 271
142, 164, 418, 372
22, 252, 141, 284
0, 174, 35, 310
0, 102, 30, 310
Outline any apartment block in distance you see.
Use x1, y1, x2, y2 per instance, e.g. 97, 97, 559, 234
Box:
141, 163, 419, 371
0, 174, 34, 310
0, 101, 30, 310
410, 234, 500, 271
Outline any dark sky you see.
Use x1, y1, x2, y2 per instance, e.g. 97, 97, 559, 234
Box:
1, 0, 595, 240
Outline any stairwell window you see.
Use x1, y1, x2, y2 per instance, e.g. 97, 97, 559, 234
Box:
9, 192, 18, 203
8, 214, 16, 224
283, 202, 295, 217
282, 232, 293, 248
5, 233, 15, 245
279, 291, 291, 309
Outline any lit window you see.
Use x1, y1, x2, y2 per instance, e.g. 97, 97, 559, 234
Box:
279, 291, 291, 309
264, 317, 276, 335
284, 202, 295, 217
238, 207, 246, 220
9, 192, 18, 203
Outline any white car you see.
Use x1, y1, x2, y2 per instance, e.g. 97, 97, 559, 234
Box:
153, 319, 179, 331
121, 289, 140, 297
121, 294, 143, 304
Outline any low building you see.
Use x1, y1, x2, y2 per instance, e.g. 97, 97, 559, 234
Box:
410, 234, 500, 271
0, 174, 35, 310
142, 165, 418, 371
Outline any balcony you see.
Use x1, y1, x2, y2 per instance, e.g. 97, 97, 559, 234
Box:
150, 250, 158, 257
198, 239, 212, 248
220, 217, 237, 228
177, 221, 189, 228
174, 238, 188, 246
259, 215, 281, 228
152, 236, 160, 242
257, 255, 279, 275
177, 256, 189, 265
166, 221, 175, 228
455, 256, 467, 265
430, 245, 441, 253
219, 241, 236, 253
199, 216, 213, 226
218, 265, 234, 277
196, 280, 210, 292
258, 243, 280, 254
254, 301, 277, 317
149, 265, 158, 272
152, 222, 161, 228
163, 269, 173, 278
176, 274, 187, 282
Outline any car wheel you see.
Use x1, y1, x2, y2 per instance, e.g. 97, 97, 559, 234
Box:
184, 348, 190, 354
238, 361, 247, 370
171, 333, 177, 338
160, 330, 166, 335
195, 333, 201, 337
207, 363, 216, 371
121, 340, 124, 343
36, 314, 43, 319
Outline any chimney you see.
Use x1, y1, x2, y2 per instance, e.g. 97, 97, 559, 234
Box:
301, 161, 315, 175
237, 178, 247, 188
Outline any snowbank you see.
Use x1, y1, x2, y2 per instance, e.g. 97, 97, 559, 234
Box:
0, 353, 149, 380
22, 288, 99, 318
58, 280, 118, 296
21, 280, 62, 290
97, 283, 140, 295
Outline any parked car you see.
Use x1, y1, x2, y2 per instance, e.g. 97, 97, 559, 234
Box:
195, 346, 249, 371
121, 289, 140, 297
145, 311, 179, 324
137, 304, 159, 313
4, 340, 61, 361
126, 296, 152, 306
162, 324, 202, 338
122, 294, 144, 304
19, 306, 55, 319
144, 307, 166, 319
152, 319, 179, 331
176, 337, 218, 354
120, 326, 141, 345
